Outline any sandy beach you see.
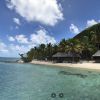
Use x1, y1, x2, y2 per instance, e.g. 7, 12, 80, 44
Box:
30, 60, 100, 70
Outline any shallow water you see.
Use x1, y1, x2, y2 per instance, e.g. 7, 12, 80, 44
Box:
0, 62, 100, 100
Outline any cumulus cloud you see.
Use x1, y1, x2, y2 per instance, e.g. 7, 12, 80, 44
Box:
8, 36, 15, 41
8, 35, 29, 44
7, 28, 56, 56
13, 18, 21, 25
30, 29, 56, 45
7, 0, 63, 26
0, 41, 30, 57
86, 19, 98, 27
8, 28, 56, 45
70, 24, 80, 34
9, 44, 29, 53
0, 42, 8, 53
15, 35, 29, 44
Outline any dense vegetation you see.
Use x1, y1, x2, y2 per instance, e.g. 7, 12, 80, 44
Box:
20, 24, 100, 62
74, 23, 100, 43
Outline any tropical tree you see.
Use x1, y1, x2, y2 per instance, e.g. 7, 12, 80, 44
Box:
52, 44, 58, 54
65, 39, 83, 54
38, 44, 46, 60
45, 43, 53, 60
81, 36, 96, 60
58, 38, 67, 52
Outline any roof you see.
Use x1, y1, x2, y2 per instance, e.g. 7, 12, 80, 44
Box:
93, 50, 100, 57
52, 52, 68, 57
52, 52, 80, 58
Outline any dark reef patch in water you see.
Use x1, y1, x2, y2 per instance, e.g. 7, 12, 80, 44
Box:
88, 71, 92, 73
59, 71, 88, 78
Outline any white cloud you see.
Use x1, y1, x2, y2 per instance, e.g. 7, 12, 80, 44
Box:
13, 18, 21, 25
86, 19, 98, 27
8, 36, 15, 41
7, 0, 63, 26
8, 28, 56, 45
8, 35, 29, 44
6, 28, 56, 57
70, 24, 80, 34
0, 42, 8, 53
0, 42, 30, 57
30, 29, 56, 45
9, 44, 29, 53
15, 34, 29, 44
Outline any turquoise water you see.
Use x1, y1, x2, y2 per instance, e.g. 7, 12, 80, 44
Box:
0, 62, 100, 100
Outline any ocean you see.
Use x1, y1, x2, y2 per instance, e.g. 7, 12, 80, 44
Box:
0, 57, 100, 100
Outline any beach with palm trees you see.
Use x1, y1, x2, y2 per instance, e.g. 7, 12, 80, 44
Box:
19, 23, 100, 70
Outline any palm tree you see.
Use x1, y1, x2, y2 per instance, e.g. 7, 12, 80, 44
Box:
33, 46, 39, 59
90, 31, 100, 50
38, 44, 46, 60
46, 43, 53, 60
81, 36, 95, 60
64, 39, 83, 62
65, 39, 83, 54
58, 38, 67, 52
52, 44, 58, 54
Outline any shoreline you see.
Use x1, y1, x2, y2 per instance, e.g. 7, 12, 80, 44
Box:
30, 60, 100, 71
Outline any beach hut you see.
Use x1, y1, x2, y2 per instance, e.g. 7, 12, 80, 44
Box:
92, 50, 100, 62
52, 52, 80, 63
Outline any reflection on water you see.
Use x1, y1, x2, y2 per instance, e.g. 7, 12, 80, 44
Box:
0, 62, 100, 100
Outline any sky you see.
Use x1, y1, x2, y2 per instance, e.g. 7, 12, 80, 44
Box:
0, 0, 100, 57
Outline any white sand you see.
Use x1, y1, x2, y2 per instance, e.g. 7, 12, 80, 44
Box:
30, 60, 100, 70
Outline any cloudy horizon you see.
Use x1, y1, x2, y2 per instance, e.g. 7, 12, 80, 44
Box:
0, 0, 100, 57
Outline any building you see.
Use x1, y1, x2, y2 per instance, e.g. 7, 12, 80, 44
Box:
92, 50, 100, 63
52, 52, 80, 63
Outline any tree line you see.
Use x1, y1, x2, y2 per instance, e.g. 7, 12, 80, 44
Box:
20, 30, 99, 62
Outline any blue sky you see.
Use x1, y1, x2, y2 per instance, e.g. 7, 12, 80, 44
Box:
0, 0, 100, 57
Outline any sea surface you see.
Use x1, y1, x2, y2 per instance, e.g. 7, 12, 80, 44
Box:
0, 58, 100, 100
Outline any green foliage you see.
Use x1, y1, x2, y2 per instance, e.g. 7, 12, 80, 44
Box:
20, 24, 100, 62
75, 23, 100, 43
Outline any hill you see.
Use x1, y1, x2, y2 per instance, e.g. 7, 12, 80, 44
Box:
74, 23, 100, 42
